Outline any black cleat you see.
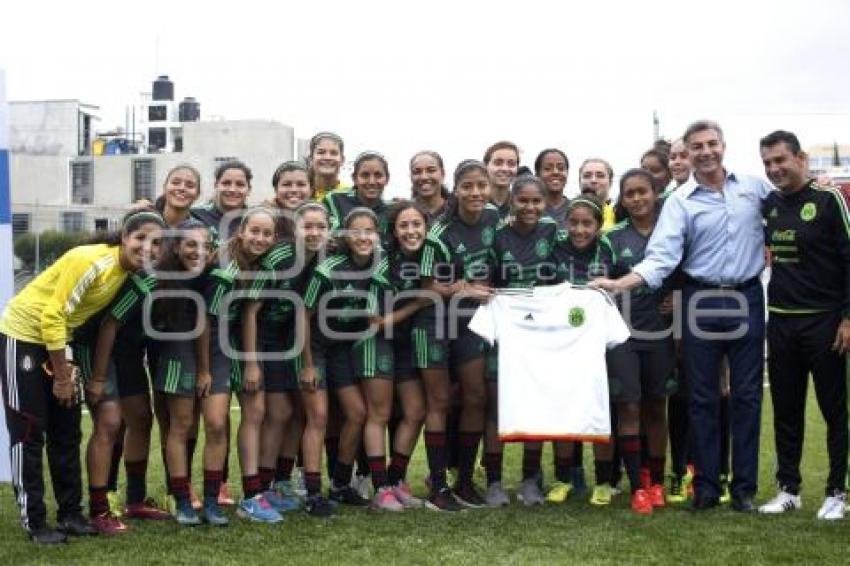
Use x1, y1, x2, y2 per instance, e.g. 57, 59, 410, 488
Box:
28, 528, 67, 545
57, 514, 98, 536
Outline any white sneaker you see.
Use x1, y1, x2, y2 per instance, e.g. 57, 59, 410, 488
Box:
817, 493, 846, 521
351, 474, 372, 500
758, 490, 801, 514
485, 481, 510, 507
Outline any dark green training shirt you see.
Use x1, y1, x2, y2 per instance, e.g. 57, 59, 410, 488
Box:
763, 179, 850, 317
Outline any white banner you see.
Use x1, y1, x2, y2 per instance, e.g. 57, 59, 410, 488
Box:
0, 68, 12, 482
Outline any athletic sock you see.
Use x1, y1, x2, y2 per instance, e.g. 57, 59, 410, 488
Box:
242, 475, 262, 500
618, 435, 641, 494
484, 451, 503, 485
332, 462, 354, 490
125, 459, 147, 505
522, 445, 542, 481
203, 469, 223, 504
324, 436, 339, 479
424, 431, 448, 491
355, 445, 370, 479
387, 451, 411, 486
169, 476, 191, 507
572, 442, 584, 467
554, 456, 573, 483
446, 408, 461, 470
594, 460, 613, 486
649, 457, 666, 486
258, 467, 275, 490
89, 485, 109, 517
304, 471, 321, 497
276, 457, 295, 483
368, 456, 388, 490
107, 440, 123, 492
186, 436, 197, 483
457, 431, 482, 485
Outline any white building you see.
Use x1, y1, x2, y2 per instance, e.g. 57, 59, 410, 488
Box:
10, 99, 296, 234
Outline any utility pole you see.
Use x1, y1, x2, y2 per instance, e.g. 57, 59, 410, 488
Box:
653, 110, 660, 142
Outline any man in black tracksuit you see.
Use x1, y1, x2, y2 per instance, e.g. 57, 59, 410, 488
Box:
757, 130, 850, 519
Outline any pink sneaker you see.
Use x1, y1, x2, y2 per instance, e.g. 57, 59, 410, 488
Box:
392, 481, 424, 509
372, 486, 403, 512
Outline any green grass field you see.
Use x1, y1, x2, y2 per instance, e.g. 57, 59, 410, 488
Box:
0, 389, 845, 565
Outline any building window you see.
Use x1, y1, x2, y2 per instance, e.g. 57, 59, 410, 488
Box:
62, 211, 85, 232
94, 218, 109, 232
148, 105, 167, 121
12, 213, 31, 236
132, 159, 156, 202
70, 160, 94, 204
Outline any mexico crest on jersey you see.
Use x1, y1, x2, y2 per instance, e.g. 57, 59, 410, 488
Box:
568, 306, 585, 327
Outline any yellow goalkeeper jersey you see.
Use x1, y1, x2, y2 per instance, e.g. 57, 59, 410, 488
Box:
0, 244, 128, 350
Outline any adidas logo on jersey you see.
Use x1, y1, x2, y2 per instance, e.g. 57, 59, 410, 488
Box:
502, 251, 515, 261
524, 313, 535, 321
456, 243, 467, 253
621, 248, 633, 258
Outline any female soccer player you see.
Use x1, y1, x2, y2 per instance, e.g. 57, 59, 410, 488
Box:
243, 202, 330, 513
578, 158, 617, 232
155, 165, 202, 227
411, 151, 450, 220
302, 208, 380, 507
324, 151, 390, 242
307, 131, 348, 203
640, 149, 673, 194
192, 160, 252, 248
667, 138, 691, 189
486, 175, 560, 507
484, 141, 520, 220
77, 213, 178, 535
545, 196, 615, 505
605, 169, 677, 515
142, 220, 231, 526
419, 159, 499, 509
535, 148, 570, 229
206, 208, 279, 522
265, 203, 337, 517
0, 210, 165, 544
268, 160, 312, 237
359, 201, 432, 511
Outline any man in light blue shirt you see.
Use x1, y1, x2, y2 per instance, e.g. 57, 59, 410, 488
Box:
594, 120, 773, 513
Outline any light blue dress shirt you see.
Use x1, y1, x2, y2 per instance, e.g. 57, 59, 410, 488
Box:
632, 170, 774, 289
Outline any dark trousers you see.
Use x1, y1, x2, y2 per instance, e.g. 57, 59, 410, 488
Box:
0, 334, 82, 531
767, 312, 848, 495
682, 282, 764, 500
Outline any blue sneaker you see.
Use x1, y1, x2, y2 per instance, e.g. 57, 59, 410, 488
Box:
202, 499, 230, 526
263, 488, 300, 512
175, 500, 201, 526
237, 494, 283, 523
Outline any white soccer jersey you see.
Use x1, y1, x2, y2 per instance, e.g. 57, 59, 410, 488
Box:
468, 283, 630, 443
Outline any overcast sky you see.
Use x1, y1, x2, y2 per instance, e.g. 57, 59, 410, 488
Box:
3, 0, 849, 198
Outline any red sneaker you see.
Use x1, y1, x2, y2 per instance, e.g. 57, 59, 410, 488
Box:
639, 467, 651, 491
631, 489, 653, 515
91, 512, 130, 535
218, 483, 235, 506
125, 499, 171, 520
649, 484, 666, 508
